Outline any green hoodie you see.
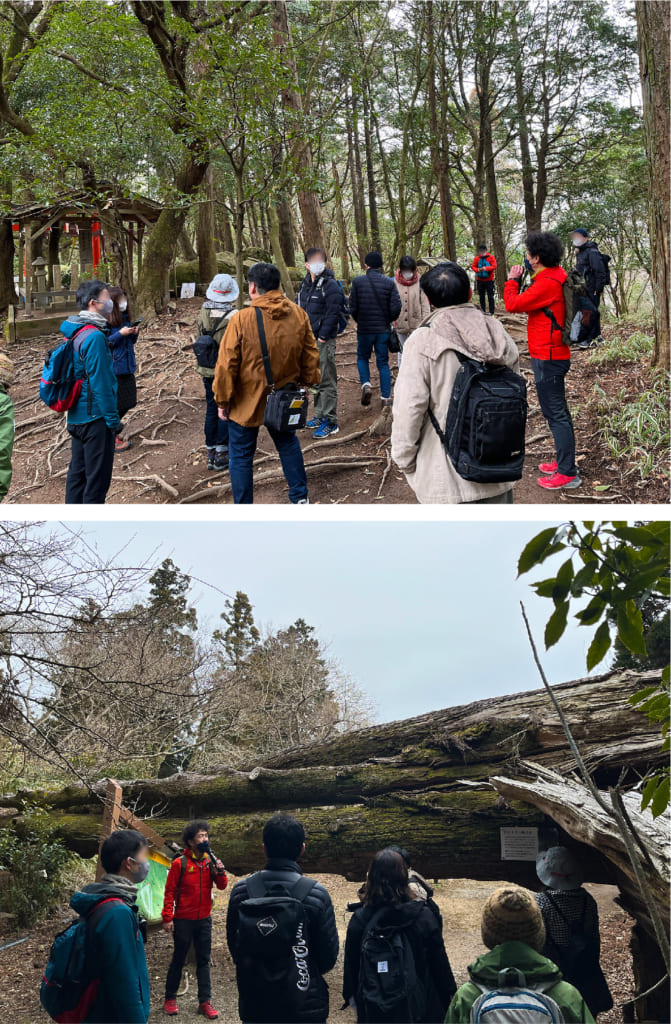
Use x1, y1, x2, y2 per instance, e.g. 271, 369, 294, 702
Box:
445, 941, 595, 1023
0, 385, 14, 501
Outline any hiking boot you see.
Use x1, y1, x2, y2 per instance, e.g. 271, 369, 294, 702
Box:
538, 461, 558, 474
206, 447, 216, 470
361, 383, 372, 406
594, 334, 605, 346
381, 397, 392, 408
213, 448, 228, 471
164, 999, 178, 1016
115, 435, 131, 452
296, 498, 310, 504
578, 341, 590, 350
537, 471, 582, 490
312, 421, 339, 439
306, 416, 323, 429
198, 1003, 219, 1020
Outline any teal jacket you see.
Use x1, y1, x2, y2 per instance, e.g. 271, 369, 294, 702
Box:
61, 317, 120, 431
445, 941, 595, 1023
70, 880, 150, 1024
0, 385, 14, 501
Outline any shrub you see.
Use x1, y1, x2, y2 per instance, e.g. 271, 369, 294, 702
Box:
593, 372, 670, 478
589, 330, 654, 365
0, 806, 70, 927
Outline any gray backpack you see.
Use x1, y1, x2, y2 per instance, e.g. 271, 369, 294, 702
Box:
470, 968, 565, 1023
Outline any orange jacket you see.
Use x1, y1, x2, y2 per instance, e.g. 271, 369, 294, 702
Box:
161, 848, 228, 922
213, 290, 321, 427
503, 266, 570, 361
471, 252, 497, 282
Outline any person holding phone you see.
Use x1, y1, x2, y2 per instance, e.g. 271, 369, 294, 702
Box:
108, 286, 141, 452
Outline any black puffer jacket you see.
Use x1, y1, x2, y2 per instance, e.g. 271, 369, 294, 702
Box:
349, 268, 402, 334
226, 858, 339, 1023
343, 900, 456, 1023
296, 268, 343, 340
575, 240, 607, 295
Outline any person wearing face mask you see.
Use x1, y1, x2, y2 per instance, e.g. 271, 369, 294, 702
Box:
505, 232, 581, 491
61, 280, 120, 503
162, 819, 228, 1020
572, 228, 607, 349
393, 255, 430, 366
296, 247, 345, 438
470, 244, 497, 316
68, 829, 151, 1023
195, 273, 239, 471
107, 286, 140, 452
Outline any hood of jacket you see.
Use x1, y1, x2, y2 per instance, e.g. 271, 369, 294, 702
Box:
415, 302, 517, 366
467, 941, 564, 988
60, 314, 107, 340
252, 289, 300, 320
358, 898, 426, 928
70, 875, 138, 917
533, 265, 568, 286
577, 239, 598, 252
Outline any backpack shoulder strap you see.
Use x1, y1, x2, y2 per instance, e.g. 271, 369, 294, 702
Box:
254, 306, 274, 390
173, 855, 188, 901
291, 876, 318, 902
244, 871, 269, 899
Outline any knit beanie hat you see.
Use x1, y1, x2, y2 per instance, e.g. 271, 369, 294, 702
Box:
536, 846, 583, 891
573, 227, 589, 238
481, 886, 546, 952
365, 251, 383, 269
0, 351, 14, 388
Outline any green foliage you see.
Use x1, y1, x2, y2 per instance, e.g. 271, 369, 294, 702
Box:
588, 331, 654, 365
518, 521, 670, 816
0, 806, 70, 927
592, 373, 670, 479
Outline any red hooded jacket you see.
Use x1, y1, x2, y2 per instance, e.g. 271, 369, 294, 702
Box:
503, 266, 570, 360
161, 848, 228, 922
471, 252, 497, 282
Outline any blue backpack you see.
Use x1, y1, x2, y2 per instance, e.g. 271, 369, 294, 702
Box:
40, 896, 122, 1022
40, 324, 96, 414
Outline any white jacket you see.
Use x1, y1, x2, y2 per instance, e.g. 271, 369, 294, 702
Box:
391, 303, 521, 503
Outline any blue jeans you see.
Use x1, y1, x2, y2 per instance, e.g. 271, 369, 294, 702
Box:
203, 377, 229, 449
531, 358, 577, 476
357, 332, 391, 399
228, 419, 308, 504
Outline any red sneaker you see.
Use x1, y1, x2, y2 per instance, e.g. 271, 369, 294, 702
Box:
163, 999, 178, 1016
537, 471, 581, 490
198, 1003, 219, 1020
538, 461, 558, 474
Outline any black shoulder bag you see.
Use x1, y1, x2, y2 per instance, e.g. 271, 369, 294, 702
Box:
255, 307, 308, 432
368, 278, 402, 353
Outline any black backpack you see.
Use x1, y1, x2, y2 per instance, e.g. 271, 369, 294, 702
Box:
357, 908, 426, 1022
427, 348, 527, 484
234, 873, 318, 1020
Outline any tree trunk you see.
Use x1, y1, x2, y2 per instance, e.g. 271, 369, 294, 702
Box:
276, 196, 296, 267
178, 228, 198, 262
483, 114, 508, 292
347, 90, 368, 262
268, 202, 295, 300
512, 20, 540, 233
0, 218, 17, 315
332, 159, 350, 283
218, 207, 234, 254
136, 154, 208, 314
197, 163, 218, 287
47, 224, 61, 291
361, 86, 381, 254
636, 0, 670, 370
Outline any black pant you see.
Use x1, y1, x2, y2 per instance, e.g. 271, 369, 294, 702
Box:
531, 358, 578, 476
116, 373, 137, 422
165, 917, 212, 1003
477, 279, 495, 314
65, 418, 115, 504
583, 290, 602, 343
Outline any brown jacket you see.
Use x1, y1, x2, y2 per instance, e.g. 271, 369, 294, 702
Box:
394, 277, 430, 334
213, 290, 321, 428
391, 303, 520, 503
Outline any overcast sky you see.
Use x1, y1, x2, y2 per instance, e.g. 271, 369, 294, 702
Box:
57, 519, 602, 724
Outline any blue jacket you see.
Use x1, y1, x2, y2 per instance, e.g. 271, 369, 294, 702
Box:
70, 881, 150, 1024
108, 312, 137, 375
296, 268, 343, 340
349, 268, 402, 334
61, 317, 120, 431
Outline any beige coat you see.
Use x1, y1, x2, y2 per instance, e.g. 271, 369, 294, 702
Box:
391, 303, 520, 503
394, 277, 431, 334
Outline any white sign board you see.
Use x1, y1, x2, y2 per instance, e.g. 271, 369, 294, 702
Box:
500, 827, 539, 861
180, 283, 196, 298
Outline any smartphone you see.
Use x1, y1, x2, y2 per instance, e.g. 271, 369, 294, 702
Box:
130, 318, 143, 328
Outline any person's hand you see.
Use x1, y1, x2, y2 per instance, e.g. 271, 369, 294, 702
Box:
218, 404, 230, 420
317, 337, 326, 344
214, 858, 226, 873
509, 265, 524, 280
120, 326, 135, 336
162, 920, 173, 933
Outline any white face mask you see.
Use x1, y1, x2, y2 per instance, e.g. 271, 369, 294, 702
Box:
308, 261, 326, 276
119, 300, 128, 311
401, 271, 414, 280
572, 237, 585, 247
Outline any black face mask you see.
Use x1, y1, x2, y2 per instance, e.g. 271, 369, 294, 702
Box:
196, 840, 210, 854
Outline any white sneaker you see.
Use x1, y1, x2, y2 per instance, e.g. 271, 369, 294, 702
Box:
296, 498, 309, 504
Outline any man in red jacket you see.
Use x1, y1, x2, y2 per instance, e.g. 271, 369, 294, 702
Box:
471, 244, 497, 315
504, 231, 581, 491
162, 820, 228, 1019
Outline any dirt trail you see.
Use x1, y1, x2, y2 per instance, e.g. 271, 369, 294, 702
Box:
0, 874, 633, 1023
4, 299, 666, 504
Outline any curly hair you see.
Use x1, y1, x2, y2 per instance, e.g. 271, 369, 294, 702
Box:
362, 848, 411, 907
525, 231, 564, 268
182, 819, 210, 846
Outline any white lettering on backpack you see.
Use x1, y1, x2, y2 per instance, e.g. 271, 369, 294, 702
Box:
256, 916, 278, 937
292, 922, 310, 992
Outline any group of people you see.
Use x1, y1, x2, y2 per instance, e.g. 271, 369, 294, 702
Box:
53, 815, 613, 1024
0, 226, 608, 504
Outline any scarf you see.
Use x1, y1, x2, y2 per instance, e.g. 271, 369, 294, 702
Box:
100, 872, 139, 904
77, 310, 109, 329
395, 269, 419, 287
